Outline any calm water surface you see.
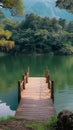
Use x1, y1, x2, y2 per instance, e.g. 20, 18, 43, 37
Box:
0, 55, 73, 117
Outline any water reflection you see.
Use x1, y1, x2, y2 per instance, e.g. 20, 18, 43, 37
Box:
0, 103, 15, 118
55, 86, 73, 113
0, 55, 73, 116
0, 88, 18, 117
0, 88, 18, 110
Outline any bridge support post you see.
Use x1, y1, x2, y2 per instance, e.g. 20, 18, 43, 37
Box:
25, 72, 28, 83
51, 81, 54, 102
48, 80, 51, 89
18, 80, 21, 103
45, 67, 49, 83
26, 67, 29, 83
22, 75, 25, 89
27, 66, 29, 77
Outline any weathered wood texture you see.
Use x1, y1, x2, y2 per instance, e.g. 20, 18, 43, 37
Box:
16, 77, 55, 121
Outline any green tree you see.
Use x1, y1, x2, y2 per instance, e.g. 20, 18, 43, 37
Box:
67, 21, 73, 33
20, 14, 41, 30
56, 0, 73, 13
0, 0, 24, 16
58, 18, 66, 29
1, 13, 73, 55
0, 28, 14, 52
34, 29, 51, 53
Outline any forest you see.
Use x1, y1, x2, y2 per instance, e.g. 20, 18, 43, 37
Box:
0, 12, 73, 55
0, 1, 73, 130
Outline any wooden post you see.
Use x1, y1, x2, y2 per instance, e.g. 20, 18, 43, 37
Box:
27, 66, 29, 77
22, 75, 25, 89
18, 80, 21, 103
46, 74, 50, 83
24, 75, 26, 84
25, 72, 27, 83
51, 81, 54, 102
23, 82, 25, 89
26, 73, 28, 83
49, 80, 52, 89
25, 71, 28, 83
22, 75, 25, 80
48, 80, 50, 89
45, 67, 49, 83
45, 67, 49, 77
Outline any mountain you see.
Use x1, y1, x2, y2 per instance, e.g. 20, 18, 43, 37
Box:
25, 2, 52, 17
0, 0, 73, 22
24, 0, 56, 17
23, 0, 73, 22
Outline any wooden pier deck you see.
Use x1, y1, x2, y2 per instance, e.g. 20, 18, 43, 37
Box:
15, 76, 55, 121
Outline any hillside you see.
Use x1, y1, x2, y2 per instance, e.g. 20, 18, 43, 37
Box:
0, 13, 73, 55
24, 0, 73, 22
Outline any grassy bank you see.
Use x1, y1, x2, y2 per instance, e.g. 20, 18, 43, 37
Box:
0, 116, 57, 130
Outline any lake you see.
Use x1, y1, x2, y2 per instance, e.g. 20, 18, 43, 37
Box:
0, 55, 73, 118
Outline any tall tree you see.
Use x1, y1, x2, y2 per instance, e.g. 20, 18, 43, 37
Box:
0, 28, 14, 52
56, 0, 73, 13
0, 0, 24, 16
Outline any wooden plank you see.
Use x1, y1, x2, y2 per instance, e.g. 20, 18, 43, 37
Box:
15, 77, 55, 121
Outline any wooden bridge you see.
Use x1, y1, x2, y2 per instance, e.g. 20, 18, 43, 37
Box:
15, 67, 55, 121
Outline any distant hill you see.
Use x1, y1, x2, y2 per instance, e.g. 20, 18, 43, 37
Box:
24, 0, 56, 17
0, 0, 73, 22
24, 0, 73, 22
25, 2, 52, 17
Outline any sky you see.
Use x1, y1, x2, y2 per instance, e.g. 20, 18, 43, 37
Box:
0, 0, 73, 22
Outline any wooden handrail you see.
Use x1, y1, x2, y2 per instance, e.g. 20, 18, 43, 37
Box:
18, 80, 21, 103
18, 67, 29, 103
27, 66, 29, 77
50, 81, 54, 102
45, 67, 50, 83
18, 67, 54, 103
45, 67, 54, 102
48, 80, 51, 89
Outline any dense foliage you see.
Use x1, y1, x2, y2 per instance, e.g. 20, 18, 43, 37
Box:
57, 110, 73, 130
56, 0, 73, 13
0, 12, 15, 52
0, 29, 14, 51
0, 13, 73, 55
0, 0, 24, 16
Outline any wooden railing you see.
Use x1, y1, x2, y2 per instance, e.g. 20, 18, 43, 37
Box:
45, 67, 54, 102
18, 67, 29, 103
18, 67, 54, 103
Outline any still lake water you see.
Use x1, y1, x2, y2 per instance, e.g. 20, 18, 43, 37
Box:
0, 55, 73, 117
